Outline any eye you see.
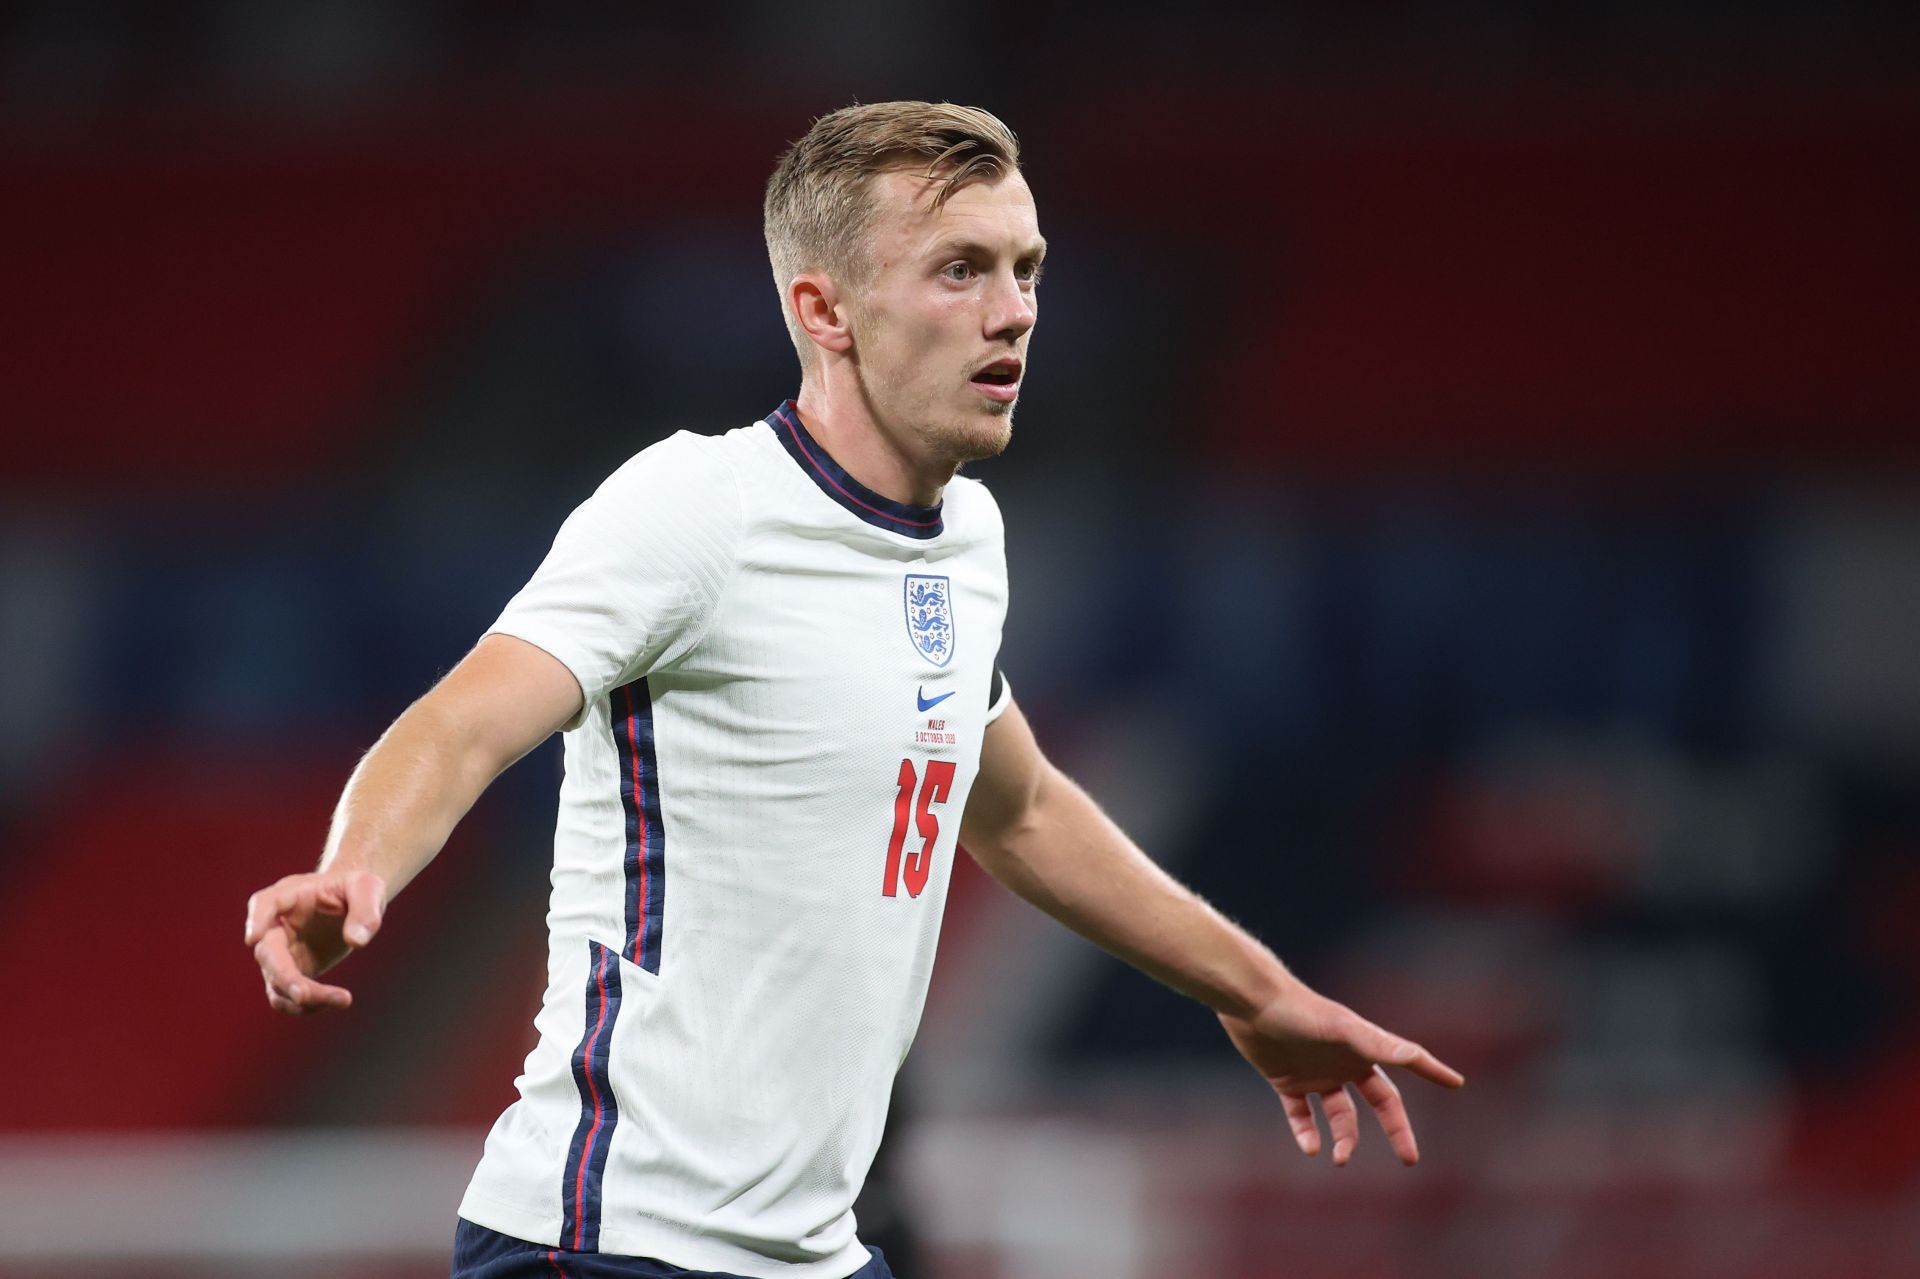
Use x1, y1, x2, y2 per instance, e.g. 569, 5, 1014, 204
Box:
1017, 261, 1045, 286
942, 261, 975, 282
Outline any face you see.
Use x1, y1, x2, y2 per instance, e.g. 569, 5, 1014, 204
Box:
845, 168, 1044, 467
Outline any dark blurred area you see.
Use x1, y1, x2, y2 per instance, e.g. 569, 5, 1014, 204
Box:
1, 3, 1917, 1276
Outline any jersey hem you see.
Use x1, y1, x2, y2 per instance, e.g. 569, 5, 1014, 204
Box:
457, 1186, 870, 1279
985, 671, 1013, 723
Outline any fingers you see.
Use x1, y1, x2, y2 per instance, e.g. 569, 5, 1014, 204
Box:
244, 871, 378, 947
343, 871, 387, 948
1375, 1037, 1466, 1090
1320, 1085, 1361, 1166
1353, 1014, 1467, 1090
244, 877, 306, 947
1288, 1077, 1424, 1168
244, 870, 383, 1015
1281, 1091, 1320, 1157
1400, 1047, 1466, 1090
1357, 1066, 1420, 1166
252, 929, 352, 1014
252, 927, 305, 996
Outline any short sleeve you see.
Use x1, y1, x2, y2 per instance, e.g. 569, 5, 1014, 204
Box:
487, 432, 743, 730
984, 667, 1012, 723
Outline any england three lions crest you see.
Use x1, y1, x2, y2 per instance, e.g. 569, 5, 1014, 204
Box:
904, 574, 956, 667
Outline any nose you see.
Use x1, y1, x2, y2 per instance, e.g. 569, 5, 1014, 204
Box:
985, 269, 1036, 343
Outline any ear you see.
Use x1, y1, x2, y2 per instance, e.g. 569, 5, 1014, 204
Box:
790, 271, 855, 358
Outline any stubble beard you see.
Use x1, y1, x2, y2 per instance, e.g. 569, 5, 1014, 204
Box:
859, 364, 1015, 471
938, 397, 1015, 468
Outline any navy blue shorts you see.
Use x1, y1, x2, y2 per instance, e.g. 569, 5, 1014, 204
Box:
452, 1218, 897, 1279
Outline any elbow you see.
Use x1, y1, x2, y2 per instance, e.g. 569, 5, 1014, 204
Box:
393, 692, 511, 789
965, 763, 1060, 875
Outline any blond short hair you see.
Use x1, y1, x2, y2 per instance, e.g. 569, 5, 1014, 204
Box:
764, 101, 1022, 364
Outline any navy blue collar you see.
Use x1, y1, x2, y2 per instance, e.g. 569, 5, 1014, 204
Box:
766, 401, 945, 540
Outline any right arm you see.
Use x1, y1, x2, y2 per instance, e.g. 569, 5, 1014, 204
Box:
243, 633, 582, 1014
247, 432, 745, 1015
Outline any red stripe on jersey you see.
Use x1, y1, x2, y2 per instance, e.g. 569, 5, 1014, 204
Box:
569, 948, 613, 1249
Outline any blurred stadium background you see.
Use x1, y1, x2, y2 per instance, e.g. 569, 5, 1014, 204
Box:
2, 3, 1917, 1276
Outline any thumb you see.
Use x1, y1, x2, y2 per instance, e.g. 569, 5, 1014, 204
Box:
342, 870, 387, 947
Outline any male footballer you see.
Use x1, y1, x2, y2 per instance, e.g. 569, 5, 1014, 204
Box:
244, 101, 1464, 1279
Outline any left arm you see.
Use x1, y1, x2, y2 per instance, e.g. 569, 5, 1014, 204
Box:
960, 696, 1465, 1166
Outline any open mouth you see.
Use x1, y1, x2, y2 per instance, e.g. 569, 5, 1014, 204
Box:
969, 358, 1023, 398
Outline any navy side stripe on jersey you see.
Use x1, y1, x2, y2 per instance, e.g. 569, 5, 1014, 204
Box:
561, 940, 624, 1253
611, 678, 665, 973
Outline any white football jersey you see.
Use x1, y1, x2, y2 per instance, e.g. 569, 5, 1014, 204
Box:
458, 402, 1011, 1278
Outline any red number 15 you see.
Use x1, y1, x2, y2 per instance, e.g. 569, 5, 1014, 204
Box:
883, 757, 956, 898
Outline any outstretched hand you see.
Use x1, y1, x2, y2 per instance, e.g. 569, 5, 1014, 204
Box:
1221, 985, 1464, 1167
243, 869, 386, 1015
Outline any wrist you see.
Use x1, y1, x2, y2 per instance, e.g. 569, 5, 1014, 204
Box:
1216, 953, 1305, 1022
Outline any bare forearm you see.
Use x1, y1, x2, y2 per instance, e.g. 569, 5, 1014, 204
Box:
969, 765, 1298, 1019
313, 634, 580, 899
246, 636, 578, 1015
957, 701, 1464, 1164
317, 697, 505, 897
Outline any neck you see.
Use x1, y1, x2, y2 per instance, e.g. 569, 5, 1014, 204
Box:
792, 370, 954, 508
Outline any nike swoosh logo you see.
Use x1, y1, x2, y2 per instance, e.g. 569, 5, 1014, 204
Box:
917, 688, 955, 712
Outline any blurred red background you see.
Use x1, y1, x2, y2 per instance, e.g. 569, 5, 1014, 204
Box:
1, 4, 1916, 1276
